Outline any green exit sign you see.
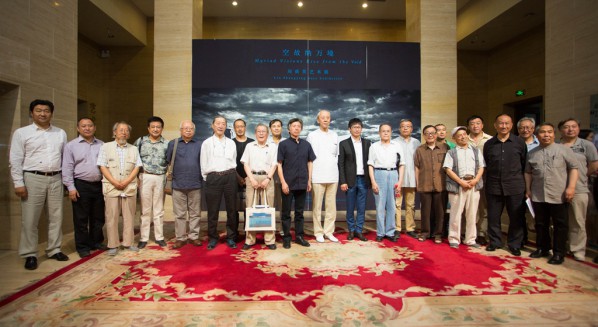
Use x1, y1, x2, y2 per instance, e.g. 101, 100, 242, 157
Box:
515, 89, 526, 96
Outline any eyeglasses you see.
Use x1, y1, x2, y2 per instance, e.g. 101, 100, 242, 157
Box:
518, 126, 534, 131
424, 132, 437, 136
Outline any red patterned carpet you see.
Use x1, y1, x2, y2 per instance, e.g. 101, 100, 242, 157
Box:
1, 231, 598, 326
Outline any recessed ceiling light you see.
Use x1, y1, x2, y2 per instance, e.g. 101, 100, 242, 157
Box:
362, 2, 368, 8
232, 1, 238, 6
297, 1, 303, 7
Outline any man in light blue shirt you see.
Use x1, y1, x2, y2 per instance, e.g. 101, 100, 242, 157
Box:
395, 119, 420, 238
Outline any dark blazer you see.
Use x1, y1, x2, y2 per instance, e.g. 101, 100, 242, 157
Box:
338, 136, 372, 188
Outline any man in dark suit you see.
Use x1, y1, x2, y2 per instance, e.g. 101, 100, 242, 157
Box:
338, 118, 372, 241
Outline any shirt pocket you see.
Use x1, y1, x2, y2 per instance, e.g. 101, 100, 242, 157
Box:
548, 156, 565, 169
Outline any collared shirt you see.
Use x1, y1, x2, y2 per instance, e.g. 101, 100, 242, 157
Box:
443, 144, 485, 177
367, 140, 405, 169
234, 137, 254, 179
483, 133, 527, 195
241, 141, 277, 173
468, 132, 493, 151
414, 142, 448, 192
352, 136, 365, 175
62, 136, 104, 191
167, 138, 202, 189
278, 137, 316, 191
134, 135, 169, 175
306, 128, 339, 183
97, 143, 143, 174
9, 123, 67, 188
526, 143, 579, 204
395, 136, 420, 187
200, 135, 237, 180
564, 137, 598, 194
524, 135, 540, 152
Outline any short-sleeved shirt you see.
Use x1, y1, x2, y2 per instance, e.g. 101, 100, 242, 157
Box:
234, 137, 254, 179
483, 134, 527, 196
134, 136, 168, 175
468, 132, 493, 152
277, 137, 316, 191
526, 143, 579, 204
565, 137, 598, 194
166, 138, 203, 190
414, 142, 448, 192
443, 144, 486, 177
306, 129, 339, 183
525, 135, 540, 151
367, 141, 405, 169
241, 141, 277, 173
395, 136, 420, 187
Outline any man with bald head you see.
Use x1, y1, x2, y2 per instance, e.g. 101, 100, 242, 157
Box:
167, 120, 203, 250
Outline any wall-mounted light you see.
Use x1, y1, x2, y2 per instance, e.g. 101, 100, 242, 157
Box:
297, 1, 303, 7
232, 1, 238, 6
362, 2, 368, 8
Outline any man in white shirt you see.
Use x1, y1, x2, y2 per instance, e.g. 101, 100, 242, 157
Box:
395, 119, 420, 238
10, 99, 69, 270
307, 110, 340, 243
201, 116, 239, 250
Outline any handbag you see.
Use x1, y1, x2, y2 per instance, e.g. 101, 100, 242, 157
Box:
164, 138, 178, 195
245, 188, 276, 231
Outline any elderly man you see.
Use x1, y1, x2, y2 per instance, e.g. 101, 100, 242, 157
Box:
10, 99, 69, 270
395, 119, 420, 238
167, 120, 203, 250
525, 123, 579, 265
517, 117, 539, 247
558, 118, 598, 261
97, 121, 143, 256
134, 116, 168, 249
338, 118, 371, 241
278, 118, 316, 249
201, 116, 239, 250
233, 119, 254, 225
62, 118, 105, 258
307, 110, 340, 243
241, 123, 278, 250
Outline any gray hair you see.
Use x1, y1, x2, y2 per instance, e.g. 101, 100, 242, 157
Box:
112, 121, 132, 138
179, 120, 196, 129
255, 123, 269, 132
517, 117, 536, 129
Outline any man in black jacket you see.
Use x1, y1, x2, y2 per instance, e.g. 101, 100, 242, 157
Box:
338, 118, 372, 241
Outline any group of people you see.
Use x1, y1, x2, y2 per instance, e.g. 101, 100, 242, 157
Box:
10, 99, 597, 271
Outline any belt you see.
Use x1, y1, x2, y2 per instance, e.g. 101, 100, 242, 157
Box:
142, 171, 165, 176
251, 171, 268, 175
208, 168, 236, 176
462, 175, 474, 181
75, 178, 102, 184
374, 168, 397, 171
24, 170, 61, 176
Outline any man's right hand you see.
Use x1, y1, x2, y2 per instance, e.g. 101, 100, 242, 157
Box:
282, 182, 290, 195
69, 190, 79, 202
15, 186, 27, 200
340, 184, 349, 192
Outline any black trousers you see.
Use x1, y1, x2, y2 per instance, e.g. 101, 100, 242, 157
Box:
532, 201, 569, 255
420, 191, 445, 238
281, 189, 306, 242
205, 172, 238, 242
486, 192, 525, 249
72, 179, 105, 252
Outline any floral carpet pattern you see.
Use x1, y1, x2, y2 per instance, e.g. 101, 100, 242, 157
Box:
1, 235, 597, 326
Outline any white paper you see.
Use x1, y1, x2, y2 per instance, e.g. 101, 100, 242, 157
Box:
525, 198, 535, 218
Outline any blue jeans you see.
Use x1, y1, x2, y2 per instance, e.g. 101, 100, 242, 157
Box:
346, 176, 367, 233
373, 170, 398, 237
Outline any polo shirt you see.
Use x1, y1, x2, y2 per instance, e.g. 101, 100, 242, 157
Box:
277, 137, 316, 191
367, 141, 405, 169
241, 141, 277, 173
526, 143, 579, 204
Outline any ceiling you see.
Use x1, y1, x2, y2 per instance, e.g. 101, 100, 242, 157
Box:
80, 0, 544, 51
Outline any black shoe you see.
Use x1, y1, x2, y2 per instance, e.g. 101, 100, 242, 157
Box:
594, 256, 598, 264
386, 235, 398, 242
78, 250, 91, 258
137, 241, 147, 249
406, 231, 418, 239
508, 247, 521, 256
486, 244, 500, 252
24, 256, 37, 270
295, 236, 310, 247
356, 232, 367, 242
207, 240, 217, 250
267, 244, 277, 250
476, 236, 488, 246
93, 243, 108, 251
242, 244, 252, 250
226, 239, 237, 249
155, 240, 167, 247
376, 236, 383, 242
548, 254, 564, 265
283, 240, 291, 249
529, 249, 551, 258
347, 231, 354, 240
50, 252, 69, 261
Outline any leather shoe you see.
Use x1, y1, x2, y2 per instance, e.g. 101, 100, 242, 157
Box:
347, 231, 354, 240
190, 239, 203, 246
78, 250, 91, 258
485, 244, 500, 252
172, 240, 186, 249
508, 247, 521, 256
226, 239, 237, 249
295, 236, 310, 247
25, 256, 37, 270
93, 243, 108, 251
267, 244, 277, 250
242, 244, 252, 250
207, 240, 217, 250
156, 240, 167, 247
386, 235, 398, 242
406, 231, 418, 239
283, 240, 291, 249
548, 254, 564, 265
50, 252, 69, 261
356, 233, 367, 241
376, 236, 383, 242
137, 241, 147, 249
529, 249, 551, 258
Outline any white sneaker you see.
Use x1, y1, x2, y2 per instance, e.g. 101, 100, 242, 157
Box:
326, 234, 339, 242
107, 248, 118, 256
127, 246, 139, 252
315, 235, 325, 243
